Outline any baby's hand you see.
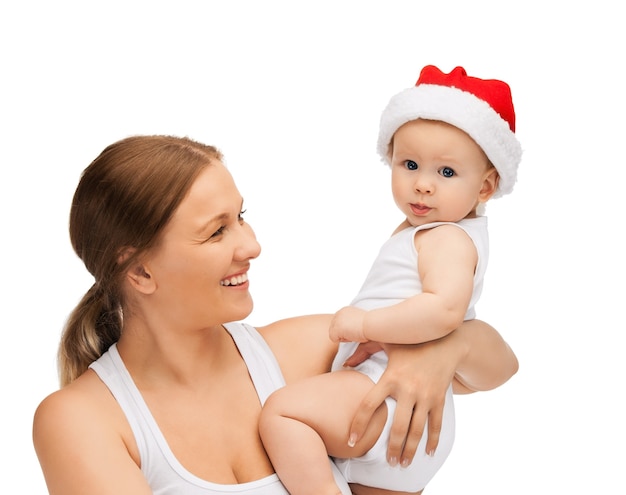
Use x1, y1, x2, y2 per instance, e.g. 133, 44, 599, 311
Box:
329, 306, 367, 343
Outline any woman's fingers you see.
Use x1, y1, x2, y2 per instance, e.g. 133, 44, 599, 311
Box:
424, 402, 444, 457
348, 340, 454, 466
342, 342, 384, 368
348, 378, 389, 448
386, 394, 416, 465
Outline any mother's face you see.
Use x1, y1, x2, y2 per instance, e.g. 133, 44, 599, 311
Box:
140, 161, 261, 330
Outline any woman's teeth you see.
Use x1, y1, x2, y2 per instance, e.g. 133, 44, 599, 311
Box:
220, 273, 248, 286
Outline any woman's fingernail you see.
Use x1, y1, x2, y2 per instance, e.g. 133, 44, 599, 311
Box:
401, 458, 410, 468
348, 433, 357, 447
388, 456, 398, 467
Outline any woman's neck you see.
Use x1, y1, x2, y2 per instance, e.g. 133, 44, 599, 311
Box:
116, 317, 237, 390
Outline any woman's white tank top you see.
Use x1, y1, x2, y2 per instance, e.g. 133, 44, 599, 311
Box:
89, 321, 350, 494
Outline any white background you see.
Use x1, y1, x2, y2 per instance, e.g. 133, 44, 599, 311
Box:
1, 1, 624, 493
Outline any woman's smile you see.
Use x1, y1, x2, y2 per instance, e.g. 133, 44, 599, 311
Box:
220, 272, 250, 287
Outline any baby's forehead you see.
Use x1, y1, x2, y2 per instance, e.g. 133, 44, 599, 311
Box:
391, 121, 491, 165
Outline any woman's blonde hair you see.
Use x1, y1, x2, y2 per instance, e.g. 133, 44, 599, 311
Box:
58, 135, 222, 386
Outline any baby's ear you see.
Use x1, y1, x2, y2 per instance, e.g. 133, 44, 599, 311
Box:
479, 168, 500, 202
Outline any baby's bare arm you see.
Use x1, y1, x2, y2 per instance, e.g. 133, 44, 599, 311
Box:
330, 225, 477, 344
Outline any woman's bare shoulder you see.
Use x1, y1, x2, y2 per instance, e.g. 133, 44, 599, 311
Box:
33, 370, 122, 446
33, 370, 148, 494
35, 370, 98, 417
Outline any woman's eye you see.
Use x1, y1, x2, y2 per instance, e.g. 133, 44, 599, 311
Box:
405, 160, 418, 171
210, 226, 226, 239
440, 167, 455, 178
238, 209, 247, 223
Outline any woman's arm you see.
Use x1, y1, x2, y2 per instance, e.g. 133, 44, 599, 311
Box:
344, 319, 518, 466
449, 318, 519, 393
258, 314, 338, 384
261, 315, 517, 468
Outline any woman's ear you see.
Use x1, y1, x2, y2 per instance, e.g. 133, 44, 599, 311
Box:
479, 168, 500, 202
126, 263, 156, 294
118, 247, 156, 295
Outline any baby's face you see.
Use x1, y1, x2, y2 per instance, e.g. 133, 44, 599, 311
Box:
389, 119, 497, 226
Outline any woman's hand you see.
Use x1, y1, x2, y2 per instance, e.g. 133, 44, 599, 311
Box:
374, 339, 459, 465
341, 341, 384, 368
344, 337, 459, 466
344, 319, 518, 467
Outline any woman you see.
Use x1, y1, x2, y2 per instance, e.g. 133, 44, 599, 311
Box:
32, 135, 518, 494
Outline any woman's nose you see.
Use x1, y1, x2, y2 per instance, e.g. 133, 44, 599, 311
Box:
235, 223, 261, 261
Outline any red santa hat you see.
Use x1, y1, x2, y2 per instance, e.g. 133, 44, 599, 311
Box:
377, 65, 522, 198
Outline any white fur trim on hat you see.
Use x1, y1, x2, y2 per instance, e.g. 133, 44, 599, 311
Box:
377, 84, 522, 198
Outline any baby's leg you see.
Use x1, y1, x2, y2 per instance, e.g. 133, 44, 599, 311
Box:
259, 369, 387, 495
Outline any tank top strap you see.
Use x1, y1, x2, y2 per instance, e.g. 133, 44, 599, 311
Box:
223, 321, 286, 404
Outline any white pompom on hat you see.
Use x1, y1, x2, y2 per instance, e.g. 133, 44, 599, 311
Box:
377, 65, 522, 198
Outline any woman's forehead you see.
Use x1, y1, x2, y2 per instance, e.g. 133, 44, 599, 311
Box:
172, 162, 241, 225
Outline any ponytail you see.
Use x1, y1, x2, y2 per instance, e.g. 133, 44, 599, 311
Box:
58, 283, 122, 386
58, 135, 222, 387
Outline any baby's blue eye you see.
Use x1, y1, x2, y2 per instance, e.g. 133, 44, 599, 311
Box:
405, 160, 418, 171
440, 167, 455, 178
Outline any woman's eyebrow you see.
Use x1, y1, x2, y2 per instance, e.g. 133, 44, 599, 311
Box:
194, 198, 244, 235
195, 213, 229, 235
